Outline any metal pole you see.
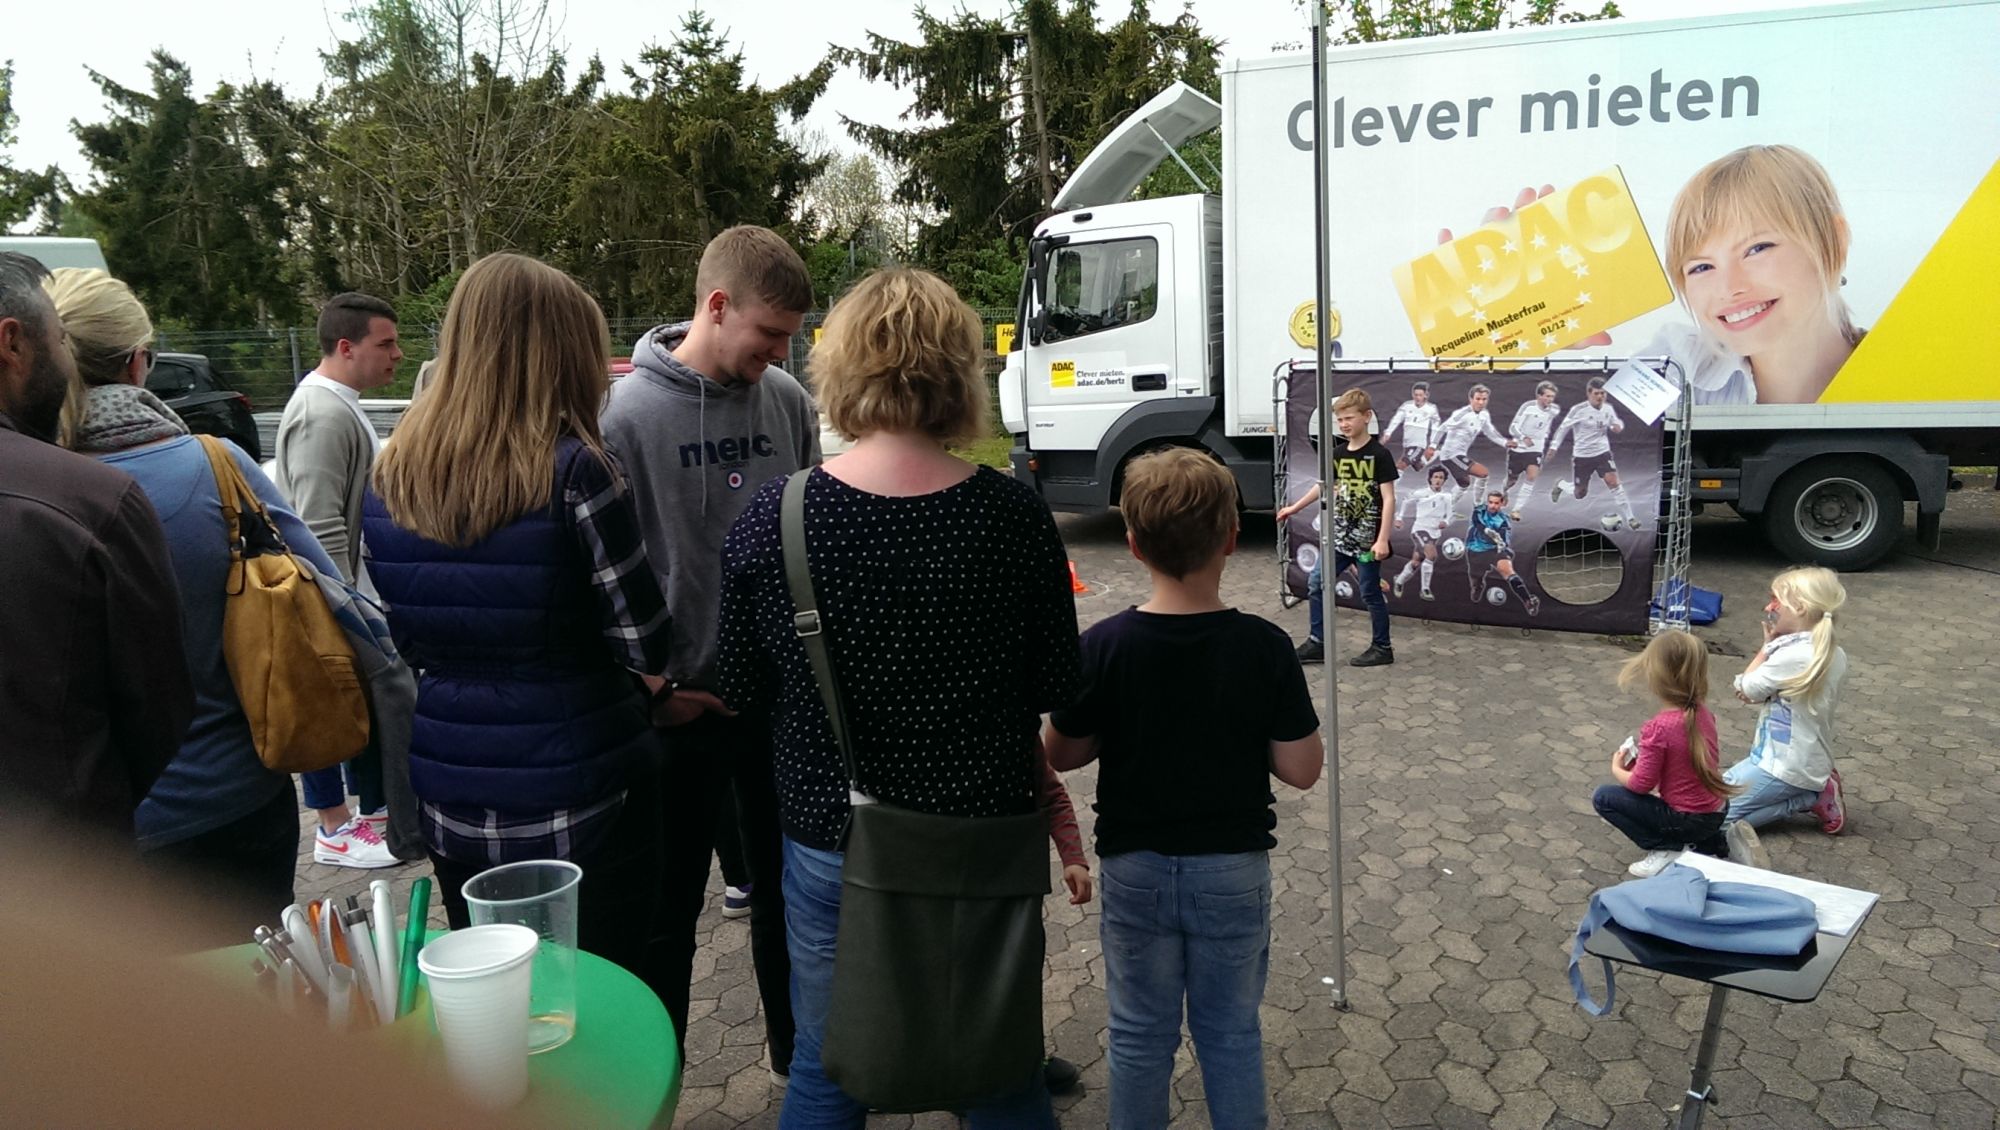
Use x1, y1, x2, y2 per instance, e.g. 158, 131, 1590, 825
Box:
1676, 985, 1731, 1129
1309, 0, 1349, 1012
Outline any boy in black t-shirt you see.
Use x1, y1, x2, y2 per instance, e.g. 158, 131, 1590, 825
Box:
1276, 387, 1400, 666
1045, 447, 1323, 1130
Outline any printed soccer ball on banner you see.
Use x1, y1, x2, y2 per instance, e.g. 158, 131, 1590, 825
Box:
1442, 537, 1466, 561
1486, 586, 1509, 606
1296, 543, 1319, 572
1334, 579, 1355, 599
1599, 513, 1624, 532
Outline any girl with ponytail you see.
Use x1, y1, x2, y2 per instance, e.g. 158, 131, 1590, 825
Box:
1593, 629, 1738, 877
1725, 566, 1851, 834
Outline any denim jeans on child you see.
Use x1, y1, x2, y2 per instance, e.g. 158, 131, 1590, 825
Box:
299, 746, 385, 813
1307, 553, 1390, 650
1723, 759, 1822, 828
777, 837, 1056, 1130
1100, 849, 1272, 1130
1592, 784, 1727, 855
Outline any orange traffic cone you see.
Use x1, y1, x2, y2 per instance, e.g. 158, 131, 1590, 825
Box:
1068, 560, 1088, 595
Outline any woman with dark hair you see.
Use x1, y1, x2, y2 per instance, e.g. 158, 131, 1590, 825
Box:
363, 252, 671, 982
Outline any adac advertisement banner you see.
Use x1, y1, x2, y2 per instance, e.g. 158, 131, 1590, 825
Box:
1280, 364, 1665, 635
1226, 1, 2000, 431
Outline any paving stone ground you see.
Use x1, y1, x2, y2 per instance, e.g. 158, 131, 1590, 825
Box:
294, 478, 2000, 1129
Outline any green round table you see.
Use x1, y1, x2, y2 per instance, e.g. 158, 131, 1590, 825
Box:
216, 932, 679, 1126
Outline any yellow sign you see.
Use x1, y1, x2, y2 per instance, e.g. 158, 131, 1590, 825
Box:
1288, 301, 1340, 348
995, 323, 1016, 354
1050, 359, 1076, 389
1391, 167, 1672, 366
813, 327, 824, 345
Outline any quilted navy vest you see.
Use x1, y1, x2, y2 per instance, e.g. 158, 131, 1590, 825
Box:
360, 438, 653, 811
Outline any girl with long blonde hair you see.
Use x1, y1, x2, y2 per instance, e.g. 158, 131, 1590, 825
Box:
361, 253, 674, 991
1724, 565, 1851, 834
1594, 629, 1738, 877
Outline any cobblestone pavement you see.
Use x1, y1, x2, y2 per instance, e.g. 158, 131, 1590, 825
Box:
294, 479, 2000, 1129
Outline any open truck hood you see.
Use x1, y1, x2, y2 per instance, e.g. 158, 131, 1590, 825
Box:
1051, 82, 1221, 210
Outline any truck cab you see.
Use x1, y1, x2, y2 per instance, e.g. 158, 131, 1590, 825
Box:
1005, 86, 1271, 509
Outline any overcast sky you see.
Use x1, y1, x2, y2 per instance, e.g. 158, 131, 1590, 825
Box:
9, 0, 1821, 184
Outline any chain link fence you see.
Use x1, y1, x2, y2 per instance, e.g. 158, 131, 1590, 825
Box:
161, 309, 1018, 412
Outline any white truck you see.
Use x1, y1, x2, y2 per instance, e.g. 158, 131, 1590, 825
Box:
1000, 0, 2000, 569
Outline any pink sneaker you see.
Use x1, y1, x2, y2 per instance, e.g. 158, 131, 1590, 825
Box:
1812, 770, 1846, 835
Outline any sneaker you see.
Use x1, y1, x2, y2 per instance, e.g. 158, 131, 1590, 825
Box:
357, 809, 388, 834
1625, 516, 1643, 531
1551, 480, 1570, 503
1812, 770, 1846, 834
1348, 645, 1394, 668
1043, 1055, 1081, 1096
771, 1060, 791, 1088
1296, 637, 1324, 664
1724, 821, 1772, 870
1393, 579, 1406, 598
722, 884, 754, 919
314, 818, 399, 869
1525, 595, 1542, 617
1626, 849, 1680, 878
1420, 588, 1435, 602
1508, 509, 1523, 521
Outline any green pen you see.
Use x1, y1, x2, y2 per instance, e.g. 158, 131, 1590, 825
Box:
396, 876, 432, 1018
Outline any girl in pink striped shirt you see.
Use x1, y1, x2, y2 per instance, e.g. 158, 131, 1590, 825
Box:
1593, 630, 1740, 878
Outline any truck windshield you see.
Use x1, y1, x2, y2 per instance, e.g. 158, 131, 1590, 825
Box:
1040, 237, 1159, 344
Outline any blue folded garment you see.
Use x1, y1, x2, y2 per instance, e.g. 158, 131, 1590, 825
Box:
1570, 862, 1818, 1015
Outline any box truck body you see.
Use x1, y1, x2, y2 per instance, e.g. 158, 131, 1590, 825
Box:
1005, 0, 2000, 569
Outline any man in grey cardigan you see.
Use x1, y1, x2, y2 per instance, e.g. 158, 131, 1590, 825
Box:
602, 226, 817, 1079
275, 292, 403, 869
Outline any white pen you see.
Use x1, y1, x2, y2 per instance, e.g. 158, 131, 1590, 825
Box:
280, 904, 330, 994
370, 880, 401, 1024
341, 901, 384, 1026
327, 965, 354, 1032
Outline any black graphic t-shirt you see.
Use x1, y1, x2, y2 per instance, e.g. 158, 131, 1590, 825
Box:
1329, 438, 1397, 556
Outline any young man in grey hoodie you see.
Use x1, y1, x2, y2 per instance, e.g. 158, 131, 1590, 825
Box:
601, 226, 817, 1081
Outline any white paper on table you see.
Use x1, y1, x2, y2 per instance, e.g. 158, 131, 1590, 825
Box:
1671, 851, 1880, 937
1604, 359, 1681, 425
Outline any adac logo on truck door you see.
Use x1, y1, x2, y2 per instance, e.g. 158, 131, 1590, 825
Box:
1390, 168, 1673, 365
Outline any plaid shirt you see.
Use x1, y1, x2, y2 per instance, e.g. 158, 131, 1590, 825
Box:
424, 444, 668, 867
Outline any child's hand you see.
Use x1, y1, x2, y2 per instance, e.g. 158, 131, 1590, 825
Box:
1371, 538, 1390, 560
1062, 864, 1094, 905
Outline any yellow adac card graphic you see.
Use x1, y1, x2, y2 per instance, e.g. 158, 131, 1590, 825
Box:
1050, 359, 1076, 389
1393, 167, 1673, 366
1821, 157, 2000, 403
996, 323, 1016, 354
1289, 300, 1341, 349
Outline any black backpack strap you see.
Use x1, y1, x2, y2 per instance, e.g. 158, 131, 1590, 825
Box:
781, 469, 861, 792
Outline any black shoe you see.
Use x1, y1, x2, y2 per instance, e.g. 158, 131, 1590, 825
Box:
1296, 637, 1324, 664
1043, 1055, 1082, 1096
1349, 645, 1395, 667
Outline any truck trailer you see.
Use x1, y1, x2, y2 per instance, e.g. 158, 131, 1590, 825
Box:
1001, 0, 2000, 570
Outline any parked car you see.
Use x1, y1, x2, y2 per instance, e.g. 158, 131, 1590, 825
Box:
146, 352, 261, 462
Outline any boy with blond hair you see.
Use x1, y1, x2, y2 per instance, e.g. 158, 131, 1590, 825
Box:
1045, 447, 1323, 1130
1276, 387, 1399, 666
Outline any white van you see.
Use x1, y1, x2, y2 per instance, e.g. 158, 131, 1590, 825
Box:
0, 237, 109, 272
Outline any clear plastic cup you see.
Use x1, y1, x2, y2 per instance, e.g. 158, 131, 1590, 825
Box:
417, 924, 538, 1108
463, 860, 582, 1053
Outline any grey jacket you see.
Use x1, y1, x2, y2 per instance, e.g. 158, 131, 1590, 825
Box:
602, 323, 820, 688
274, 384, 372, 587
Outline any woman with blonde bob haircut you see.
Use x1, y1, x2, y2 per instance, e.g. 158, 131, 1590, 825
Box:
361, 253, 675, 987
45, 267, 343, 938
714, 266, 1081, 1126
812, 266, 989, 446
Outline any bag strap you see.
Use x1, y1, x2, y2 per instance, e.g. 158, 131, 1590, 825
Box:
197, 435, 292, 557
780, 469, 861, 792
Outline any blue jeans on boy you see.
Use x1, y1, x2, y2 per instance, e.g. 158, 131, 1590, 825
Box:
1723, 759, 1822, 828
299, 747, 385, 815
1100, 850, 1272, 1130
777, 837, 1056, 1130
1307, 553, 1390, 650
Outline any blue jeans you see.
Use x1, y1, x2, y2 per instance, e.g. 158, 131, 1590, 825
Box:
299, 746, 384, 814
778, 837, 1056, 1130
1592, 784, 1726, 855
1724, 760, 1823, 828
1101, 850, 1272, 1130
1307, 553, 1390, 650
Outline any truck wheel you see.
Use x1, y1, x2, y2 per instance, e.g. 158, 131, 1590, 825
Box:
1762, 457, 1902, 571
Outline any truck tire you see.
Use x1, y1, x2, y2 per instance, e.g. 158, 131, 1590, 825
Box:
1762, 457, 1902, 571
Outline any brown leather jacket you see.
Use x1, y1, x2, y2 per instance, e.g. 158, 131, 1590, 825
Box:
0, 412, 192, 835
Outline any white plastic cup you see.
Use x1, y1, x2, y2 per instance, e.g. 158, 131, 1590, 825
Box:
463, 859, 582, 1053
418, 924, 538, 1108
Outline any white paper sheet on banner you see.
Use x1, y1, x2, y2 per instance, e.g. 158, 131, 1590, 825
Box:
1604, 360, 1682, 425
1671, 851, 1879, 936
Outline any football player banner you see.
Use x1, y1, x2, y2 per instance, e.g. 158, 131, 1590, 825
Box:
1280, 363, 1666, 635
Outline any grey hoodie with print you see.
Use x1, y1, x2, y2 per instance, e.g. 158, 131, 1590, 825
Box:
601, 322, 820, 688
